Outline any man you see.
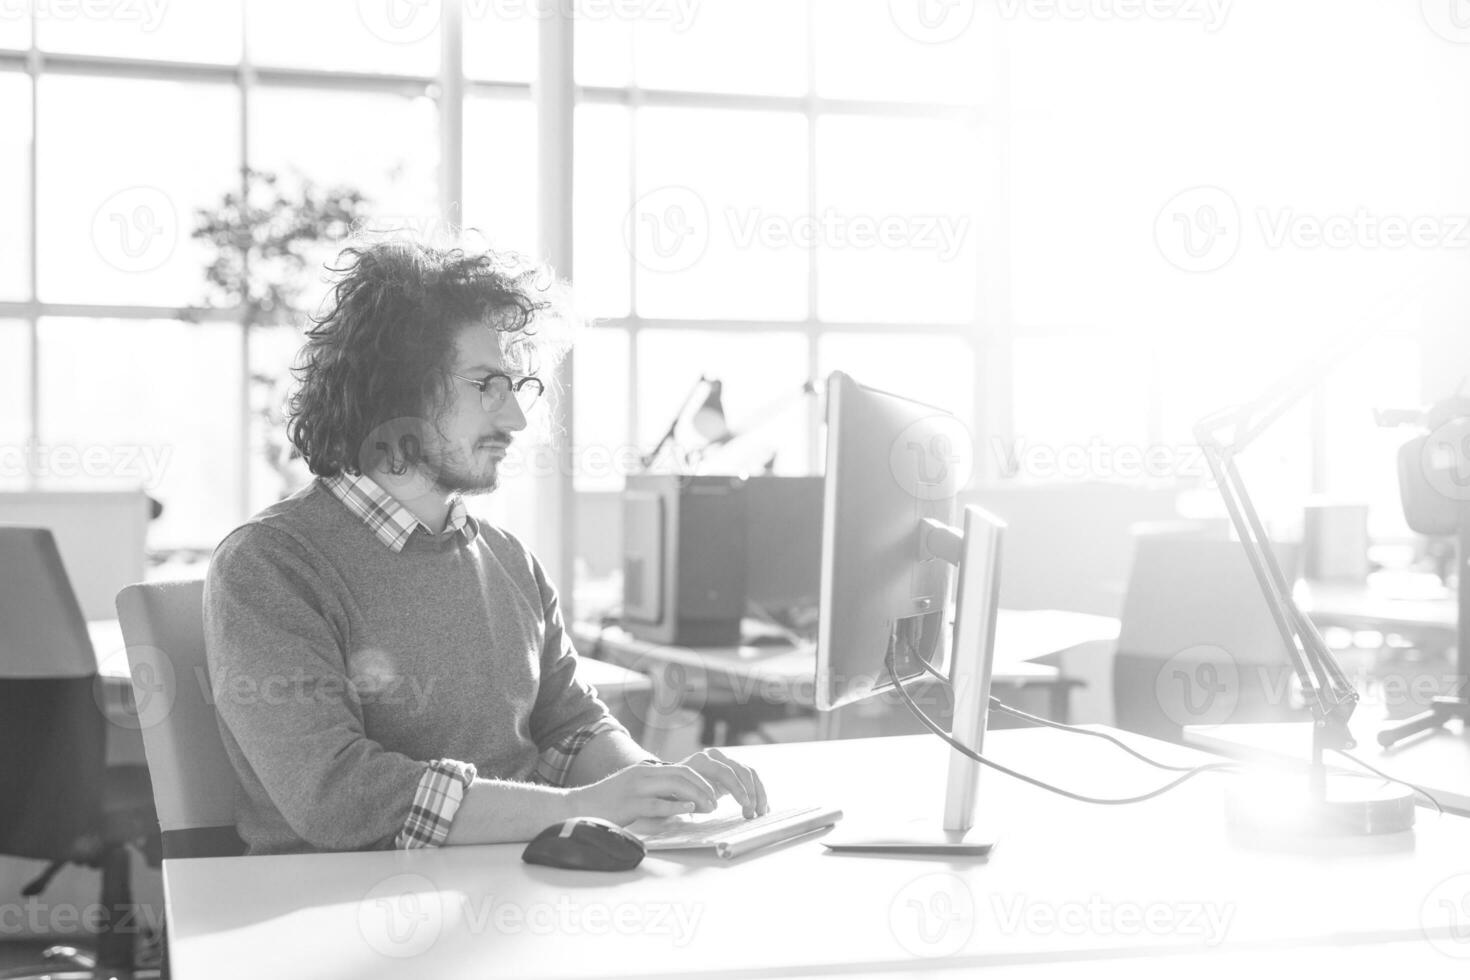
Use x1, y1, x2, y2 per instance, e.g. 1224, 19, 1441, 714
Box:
205, 240, 766, 854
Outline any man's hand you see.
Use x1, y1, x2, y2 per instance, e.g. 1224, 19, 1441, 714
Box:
564, 762, 720, 825
672, 748, 769, 819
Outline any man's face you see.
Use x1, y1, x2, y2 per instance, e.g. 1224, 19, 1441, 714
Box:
421, 324, 530, 495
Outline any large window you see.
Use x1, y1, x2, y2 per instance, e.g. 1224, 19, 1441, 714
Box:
6, 0, 1446, 560
568, 0, 989, 489
0, 0, 456, 552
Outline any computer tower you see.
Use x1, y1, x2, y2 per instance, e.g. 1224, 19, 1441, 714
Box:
621, 474, 747, 646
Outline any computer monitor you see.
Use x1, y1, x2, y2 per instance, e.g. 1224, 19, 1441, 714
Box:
816, 371, 1005, 854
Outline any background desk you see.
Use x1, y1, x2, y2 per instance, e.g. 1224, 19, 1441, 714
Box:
163, 727, 1470, 979
1295, 579, 1457, 636
574, 610, 1117, 750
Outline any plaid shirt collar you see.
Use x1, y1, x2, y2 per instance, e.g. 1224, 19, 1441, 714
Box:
322, 471, 473, 553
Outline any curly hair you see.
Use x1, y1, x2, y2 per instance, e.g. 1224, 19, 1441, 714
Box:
287, 239, 569, 478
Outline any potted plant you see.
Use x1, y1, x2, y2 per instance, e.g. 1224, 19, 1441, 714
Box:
192, 168, 374, 501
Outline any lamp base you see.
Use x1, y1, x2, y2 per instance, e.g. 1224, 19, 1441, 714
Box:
1225, 770, 1416, 842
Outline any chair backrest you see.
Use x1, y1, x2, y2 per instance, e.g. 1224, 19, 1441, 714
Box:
116, 580, 244, 858
1113, 529, 1304, 741
0, 526, 95, 678
0, 527, 107, 860
965, 482, 1183, 617
0, 491, 151, 621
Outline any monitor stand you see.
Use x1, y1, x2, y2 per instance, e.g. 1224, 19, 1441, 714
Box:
824, 506, 1004, 856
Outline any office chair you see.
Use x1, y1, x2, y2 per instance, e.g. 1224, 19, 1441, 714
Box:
1112, 527, 1306, 743
0, 527, 160, 980
115, 581, 245, 862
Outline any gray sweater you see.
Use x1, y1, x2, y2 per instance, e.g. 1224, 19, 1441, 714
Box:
203, 480, 617, 854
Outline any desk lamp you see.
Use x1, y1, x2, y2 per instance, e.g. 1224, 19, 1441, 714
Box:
1194, 338, 1417, 837
639, 376, 731, 471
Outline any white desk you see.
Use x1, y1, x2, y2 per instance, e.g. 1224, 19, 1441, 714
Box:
1186, 715, 1470, 816
164, 727, 1470, 979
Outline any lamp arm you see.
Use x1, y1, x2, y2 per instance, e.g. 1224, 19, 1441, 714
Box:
640, 375, 709, 471
1198, 437, 1357, 750
706, 380, 819, 450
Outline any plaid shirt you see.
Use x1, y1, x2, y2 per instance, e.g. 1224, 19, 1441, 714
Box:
322, 471, 472, 552
323, 472, 625, 849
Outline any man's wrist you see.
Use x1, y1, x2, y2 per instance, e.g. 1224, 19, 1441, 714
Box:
555, 785, 581, 822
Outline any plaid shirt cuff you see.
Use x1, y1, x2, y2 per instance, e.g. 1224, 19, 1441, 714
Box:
534, 718, 627, 787
394, 759, 478, 849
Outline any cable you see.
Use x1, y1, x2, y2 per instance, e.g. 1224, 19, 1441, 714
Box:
905, 648, 1447, 818
886, 652, 1242, 806
988, 699, 1199, 773
910, 653, 1200, 773
1333, 748, 1446, 818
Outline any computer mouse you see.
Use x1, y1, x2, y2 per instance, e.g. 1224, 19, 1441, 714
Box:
522, 817, 646, 872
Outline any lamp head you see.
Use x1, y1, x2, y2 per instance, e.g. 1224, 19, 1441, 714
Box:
691, 379, 732, 443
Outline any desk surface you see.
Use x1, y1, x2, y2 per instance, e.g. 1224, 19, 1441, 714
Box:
1185, 715, 1470, 815
165, 727, 1470, 979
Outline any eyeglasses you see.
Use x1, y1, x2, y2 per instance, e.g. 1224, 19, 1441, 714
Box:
450, 372, 545, 413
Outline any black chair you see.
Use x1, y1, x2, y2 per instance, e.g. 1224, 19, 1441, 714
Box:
0, 526, 160, 979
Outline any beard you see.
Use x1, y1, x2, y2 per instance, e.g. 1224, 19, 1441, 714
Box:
421, 442, 504, 496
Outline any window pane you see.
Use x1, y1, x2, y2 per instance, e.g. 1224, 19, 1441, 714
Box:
247, 0, 438, 74
0, 72, 29, 301
1327, 336, 1420, 540
1010, 336, 1151, 483
633, 108, 807, 320
0, 320, 29, 490
815, 116, 981, 324
464, 4, 535, 81
1158, 329, 1314, 519
634, 0, 804, 96
818, 332, 973, 422
813, 0, 990, 104
638, 330, 811, 476
250, 87, 439, 305
573, 103, 630, 318
37, 76, 238, 306
0, 7, 27, 50
37, 0, 242, 63
571, 326, 629, 492
37, 318, 243, 551
463, 95, 538, 257
575, 0, 633, 87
